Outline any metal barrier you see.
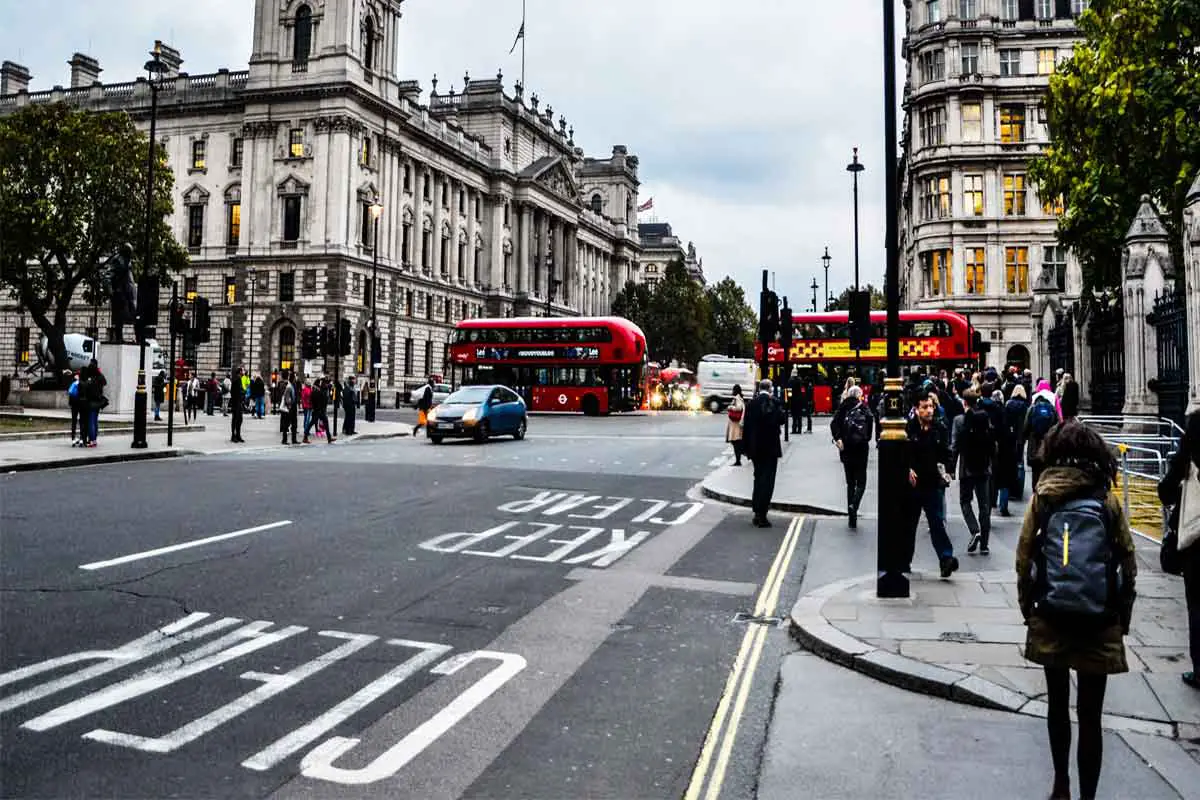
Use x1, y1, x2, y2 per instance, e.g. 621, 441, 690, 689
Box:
1079, 415, 1179, 541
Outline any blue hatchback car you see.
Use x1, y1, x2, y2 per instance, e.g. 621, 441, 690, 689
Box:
426, 385, 528, 444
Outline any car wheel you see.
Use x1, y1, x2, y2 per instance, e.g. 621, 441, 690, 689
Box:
474, 420, 489, 443
707, 397, 722, 414
513, 417, 527, 440
430, 435, 443, 445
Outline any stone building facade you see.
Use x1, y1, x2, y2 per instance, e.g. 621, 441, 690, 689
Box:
636, 222, 705, 287
0, 0, 642, 392
898, 0, 1090, 371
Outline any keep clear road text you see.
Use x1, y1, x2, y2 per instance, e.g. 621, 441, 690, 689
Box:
2, 488, 705, 788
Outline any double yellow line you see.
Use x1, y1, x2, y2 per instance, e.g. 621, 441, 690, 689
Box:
685, 515, 804, 800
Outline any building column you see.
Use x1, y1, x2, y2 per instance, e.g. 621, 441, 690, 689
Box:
432, 172, 445, 280
565, 225, 577, 312
490, 196, 505, 291
518, 203, 533, 296
536, 211, 550, 299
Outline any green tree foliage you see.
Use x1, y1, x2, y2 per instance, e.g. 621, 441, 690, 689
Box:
0, 102, 188, 370
705, 277, 758, 358
610, 278, 654, 337
825, 283, 887, 311
1027, 0, 1200, 292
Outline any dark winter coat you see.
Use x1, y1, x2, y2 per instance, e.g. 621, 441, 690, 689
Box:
742, 391, 784, 462
999, 397, 1029, 489
830, 396, 872, 462
1015, 466, 1137, 675
905, 416, 952, 492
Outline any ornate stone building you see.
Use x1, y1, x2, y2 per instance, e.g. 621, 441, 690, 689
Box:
0, 0, 642, 391
898, 0, 1089, 371
636, 222, 705, 287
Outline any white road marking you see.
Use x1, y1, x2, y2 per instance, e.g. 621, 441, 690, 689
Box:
79, 521, 293, 571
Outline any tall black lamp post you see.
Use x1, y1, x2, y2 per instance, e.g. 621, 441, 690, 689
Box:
822, 247, 831, 311
247, 267, 257, 376
877, 0, 909, 598
847, 147, 866, 375
810, 277, 819, 313
133, 43, 167, 450
545, 255, 560, 317
367, 197, 383, 422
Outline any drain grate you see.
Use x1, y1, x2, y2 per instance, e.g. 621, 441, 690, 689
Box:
732, 611, 784, 627
938, 631, 978, 643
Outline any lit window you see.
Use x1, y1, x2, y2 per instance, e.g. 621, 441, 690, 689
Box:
1037, 48, 1056, 74
225, 275, 237, 304
999, 50, 1021, 77
1004, 174, 1026, 215
184, 276, 198, 301
961, 102, 982, 142
965, 248, 986, 294
1005, 247, 1029, 293
278, 327, 296, 371
226, 202, 240, 246
923, 250, 953, 296
188, 205, 205, 248
191, 140, 206, 171
361, 135, 372, 166
920, 175, 952, 220
999, 106, 1025, 143
289, 128, 304, 158
15, 327, 30, 365
1043, 193, 1065, 215
963, 175, 984, 216
960, 42, 979, 75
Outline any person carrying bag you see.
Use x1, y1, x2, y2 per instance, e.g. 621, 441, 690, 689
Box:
1157, 408, 1200, 691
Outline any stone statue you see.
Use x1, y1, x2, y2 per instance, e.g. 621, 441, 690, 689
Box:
108, 242, 136, 342
688, 241, 696, 260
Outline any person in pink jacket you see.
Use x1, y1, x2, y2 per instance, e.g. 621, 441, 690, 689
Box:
300, 379, 314, 443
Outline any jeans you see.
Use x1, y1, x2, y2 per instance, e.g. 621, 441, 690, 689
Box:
842, 449, 869, 512
88, 409, 99, 443
908, 486, 953, 560
752, 457, 779, 519
303, 409, 311, 435
306, 412, 332, 442
255, 397, 265, 418
70, 406, 79, 440
1015, 462, 1026, 499
959, 474, 991, 546
1185, 548, 1200, 674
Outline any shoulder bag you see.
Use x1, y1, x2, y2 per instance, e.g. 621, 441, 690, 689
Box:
1178, 462, 1200, 551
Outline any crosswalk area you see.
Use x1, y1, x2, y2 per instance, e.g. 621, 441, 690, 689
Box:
1, 612, 524, 788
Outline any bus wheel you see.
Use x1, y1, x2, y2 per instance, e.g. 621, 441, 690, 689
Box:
582, 394, 600, 417
707, 397, 722, 414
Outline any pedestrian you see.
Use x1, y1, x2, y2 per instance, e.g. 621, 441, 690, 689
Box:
952, 387, 995, 555
1015, 419, 1137, 800
300, 378, 313, 443
66, 371, 82, 448
905, 390, 958, 578
80, 359, 107, 447
279, 370, 298, 445
221, 373, 232, 416
1023, 379, 1061, 491
1059, 378, 1080, 423
726, 384, 746, 466
741, 378, 785, 528
1157, 405, 1200, 692
230, 366, 245, 443
800, 377, 813, 433
342, 375, 357, 436
307, 378, 334, 443
999, 384, 1030, 512
413, 376, 434, 436
788, 373, 804, 434
831, 384, 873, 529
251, 373, 266, 419
152, 369, 165, 422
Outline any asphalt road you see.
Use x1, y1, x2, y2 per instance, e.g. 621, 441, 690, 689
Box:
0, 412, 809, 800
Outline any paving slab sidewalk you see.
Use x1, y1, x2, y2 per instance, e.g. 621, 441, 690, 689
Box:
0, 410, 410, 472
789, 517, 1200, 741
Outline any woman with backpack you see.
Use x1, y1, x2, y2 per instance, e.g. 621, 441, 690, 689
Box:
998, 384, 1030, 513
1015, 420, 1137, 800
1023, 379, 1061, 490
1156, 407, 1200, 692
831, 384, 873, 529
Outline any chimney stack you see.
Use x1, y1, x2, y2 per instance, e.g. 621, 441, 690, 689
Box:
154, 40, 183, 78
1, 61, 31, 95
68, 53, 102, 88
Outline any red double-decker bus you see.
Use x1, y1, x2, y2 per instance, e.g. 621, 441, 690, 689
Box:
448, 316, 648, 415
754, 309, 977, 413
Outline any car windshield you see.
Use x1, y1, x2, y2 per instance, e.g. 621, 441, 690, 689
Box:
443, 387, 492, 405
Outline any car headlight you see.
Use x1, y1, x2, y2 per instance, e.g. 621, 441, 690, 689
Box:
462, 407, 478, 423
427, 408, 438, 422
687, 394, 702, 411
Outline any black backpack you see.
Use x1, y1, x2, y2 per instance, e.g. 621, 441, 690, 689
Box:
843, 404, 870, 447
1032, 490, 1123, 630
959, 408, 993, 472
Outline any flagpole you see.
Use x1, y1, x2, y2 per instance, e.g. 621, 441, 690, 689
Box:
520, 0, 526, 91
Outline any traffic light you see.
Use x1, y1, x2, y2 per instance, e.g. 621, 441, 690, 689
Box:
779, 303, 794, 359
759, 289, 780, 345
169, 296, 187, 337
192, 296, 211, 344
848, 290, 872, 351
301, 327, 318, 360
971, 330, 991, 355
317, 326, 331, 357
135, 278, 160, 345
371, 333, 382, 368
338, 317, 352, 356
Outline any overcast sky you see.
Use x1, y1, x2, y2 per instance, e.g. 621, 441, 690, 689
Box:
1, 0, 904, 307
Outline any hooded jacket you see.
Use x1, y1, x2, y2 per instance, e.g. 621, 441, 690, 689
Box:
1015, 465, 1137, 674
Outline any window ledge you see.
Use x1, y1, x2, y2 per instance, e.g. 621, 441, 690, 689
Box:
280, 241, 299, 250
188, 246, 202, 255
228, 164, 242, 172
225, 244, 238, 255
188, 167, 208, 175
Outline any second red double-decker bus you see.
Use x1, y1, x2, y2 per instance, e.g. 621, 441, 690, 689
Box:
449, 316, 647, 414
754, 309, 977, 413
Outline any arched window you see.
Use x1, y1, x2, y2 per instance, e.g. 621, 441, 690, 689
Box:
278, 326, 297, 371
294, 5, 313, 67
363, 15, 376, 72
1005, 344, 1031, 371
357, 329, 368, 373
590, 193, 602, 214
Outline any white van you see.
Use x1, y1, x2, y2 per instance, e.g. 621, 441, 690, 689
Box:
695, 355, 757, 412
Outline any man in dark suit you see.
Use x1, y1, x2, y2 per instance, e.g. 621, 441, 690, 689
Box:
741, 378, 785, 527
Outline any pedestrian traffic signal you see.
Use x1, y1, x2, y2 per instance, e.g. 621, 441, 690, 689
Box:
759, 289, 780, 345
169, 296, 186, 337
371, 333, 382, 367
135, 278, 160, 345
192, 296, 211, 343
301, 327, 318, 360
338, 317, 352, 357
971, 330, 990, 355
848, 290, 872, 351
317, 326, 331, 357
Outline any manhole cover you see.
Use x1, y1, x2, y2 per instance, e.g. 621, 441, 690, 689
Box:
938, 631, 978, 643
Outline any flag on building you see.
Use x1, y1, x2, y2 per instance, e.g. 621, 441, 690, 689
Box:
637, 197, 654, 213
509, 22, 525, 54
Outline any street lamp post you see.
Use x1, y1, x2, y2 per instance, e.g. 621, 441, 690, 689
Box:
877, 0, 910, 598
133, 44, 167, 450
847, 148, 866, 375
822, 247, 831, 311
810, 277, 819, 313
248, 267, 257, 378
545, 256, 560, 317
367, 197, 383, 422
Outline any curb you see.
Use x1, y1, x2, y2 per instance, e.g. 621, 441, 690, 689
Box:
0, 425, 207, 442
0, 449, 182, 474
699, 482, 846, 517
789, 574, 1181, 739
